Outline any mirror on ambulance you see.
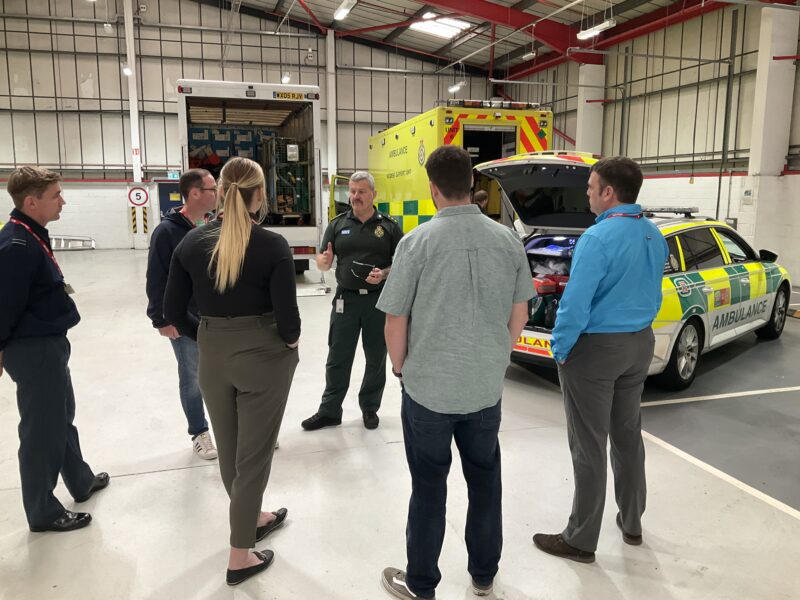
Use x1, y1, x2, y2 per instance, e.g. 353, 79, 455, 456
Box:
759, 249, 778, 262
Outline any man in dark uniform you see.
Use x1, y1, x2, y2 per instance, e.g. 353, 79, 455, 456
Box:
0, 166, 108, 532
302, 171, 403, 431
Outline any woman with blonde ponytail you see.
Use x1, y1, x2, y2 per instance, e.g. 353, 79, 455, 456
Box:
164, 157, 300, 586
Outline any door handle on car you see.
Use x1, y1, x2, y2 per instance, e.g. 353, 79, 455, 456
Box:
702, 286, 713, 294
740, 277, 750, 284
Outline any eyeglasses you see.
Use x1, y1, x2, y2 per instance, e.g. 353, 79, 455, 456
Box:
350, 260, 375, 280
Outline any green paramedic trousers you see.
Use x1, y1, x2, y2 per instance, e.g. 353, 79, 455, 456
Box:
318, 288, 387, 419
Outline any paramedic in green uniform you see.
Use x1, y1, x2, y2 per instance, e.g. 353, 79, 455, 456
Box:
302, 172, 403, 431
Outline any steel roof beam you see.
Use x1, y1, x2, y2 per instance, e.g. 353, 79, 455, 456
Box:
422, 0, 575, 54
296, 0, 328, 35
433, 0, 537, 55
383, 5, 433, 43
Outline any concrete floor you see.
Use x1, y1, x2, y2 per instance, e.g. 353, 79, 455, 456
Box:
0, 249, 798, 600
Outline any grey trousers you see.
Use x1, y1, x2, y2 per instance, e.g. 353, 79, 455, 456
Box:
557, 328, 654, 552
197, 315, 299, 548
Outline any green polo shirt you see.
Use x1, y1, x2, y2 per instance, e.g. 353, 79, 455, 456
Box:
376, 204, 534, 414
321, 208, 404, 292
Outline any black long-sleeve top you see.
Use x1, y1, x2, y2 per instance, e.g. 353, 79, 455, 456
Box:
163, 221, 301, 344
0, 209, 80, 351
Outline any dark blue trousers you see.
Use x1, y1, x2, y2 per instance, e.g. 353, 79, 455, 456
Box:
401, 390, 502, 599
4, 336, 95, 527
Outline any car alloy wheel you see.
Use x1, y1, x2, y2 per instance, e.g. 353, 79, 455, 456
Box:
677, 322, 700, 381
773, 288, 787, 333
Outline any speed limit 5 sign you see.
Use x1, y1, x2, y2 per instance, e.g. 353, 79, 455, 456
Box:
128, 186, 149, 207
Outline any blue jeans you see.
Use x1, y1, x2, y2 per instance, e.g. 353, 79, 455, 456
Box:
401, 390, 503, 599
169, 336, 208, 437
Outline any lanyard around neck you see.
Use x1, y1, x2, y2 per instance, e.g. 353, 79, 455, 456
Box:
9, 217, 63, 278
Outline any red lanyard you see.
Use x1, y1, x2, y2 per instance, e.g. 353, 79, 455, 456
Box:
9, 217, 63, 278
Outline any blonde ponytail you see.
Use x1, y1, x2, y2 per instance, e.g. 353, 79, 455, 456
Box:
209, 157, 266, 293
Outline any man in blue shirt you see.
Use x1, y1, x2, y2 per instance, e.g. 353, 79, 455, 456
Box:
533, 157, 668, 563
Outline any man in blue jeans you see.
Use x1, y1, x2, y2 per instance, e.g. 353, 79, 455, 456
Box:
146, 169, 218, 459
377, 146, 533, 600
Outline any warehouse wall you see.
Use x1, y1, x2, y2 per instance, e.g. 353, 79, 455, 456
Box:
0, 0, 488, 246
507, 5, 765, 170
0, 0, 490, 178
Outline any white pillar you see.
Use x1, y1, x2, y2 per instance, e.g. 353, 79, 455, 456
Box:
748, 7, 799, 176
326, 30, 338, 180
123, 0, 147, 249
736, 7, 800, 280
576, 64, 606, 155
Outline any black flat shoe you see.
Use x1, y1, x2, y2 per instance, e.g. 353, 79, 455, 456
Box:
75, 472, 110, 502
226, 550, 274, 586
30, 510, 92, 532
256, 508, 288, 542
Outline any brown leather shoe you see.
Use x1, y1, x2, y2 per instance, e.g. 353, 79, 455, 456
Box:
616, 513, 643, 546
533, 533, 595, 563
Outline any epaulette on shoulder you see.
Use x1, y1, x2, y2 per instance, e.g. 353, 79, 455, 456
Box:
331, 212, 347, 221
11, 237, 27, 247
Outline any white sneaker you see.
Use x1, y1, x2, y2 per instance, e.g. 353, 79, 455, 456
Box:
193, 432, 218, 460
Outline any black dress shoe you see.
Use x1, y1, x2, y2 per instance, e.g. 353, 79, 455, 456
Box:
301, 413, 342, 431
616, 513, 643, 546
533, 533, 595, 563
363, 411, 379, 430
256, 508, 288, 542
75, 472, 110, 503
30, 510, 92, 533
226, 550, 274, 586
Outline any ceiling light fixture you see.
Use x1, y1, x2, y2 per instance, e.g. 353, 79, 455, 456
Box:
522, 24, 536, 61
281, 72, 291, 84
577, 17, 617, 40
448, 80, 465, 94
334, 0, 357, 21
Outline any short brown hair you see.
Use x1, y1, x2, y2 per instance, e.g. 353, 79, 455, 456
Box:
425, 146, 472, 200
591, 156, 643, 204
179, 168, 212, 200
472, 190, 488, 203
7, 166, 62, 209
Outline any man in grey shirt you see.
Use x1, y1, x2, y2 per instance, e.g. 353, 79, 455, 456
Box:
377, 145, 533, 600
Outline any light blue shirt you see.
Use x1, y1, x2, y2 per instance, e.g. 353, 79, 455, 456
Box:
551, 203, 669, 363
377, 204, 534, 414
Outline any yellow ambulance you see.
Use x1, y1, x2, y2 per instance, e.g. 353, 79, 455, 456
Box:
337, 100, 553, 232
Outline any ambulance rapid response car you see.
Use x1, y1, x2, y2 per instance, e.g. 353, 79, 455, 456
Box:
475, 151, 792, 390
